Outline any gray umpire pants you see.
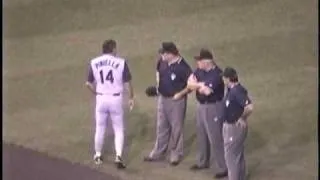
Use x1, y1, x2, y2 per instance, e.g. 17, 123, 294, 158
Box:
196, 101, 227, 173
149, 95, 186, 162
223, 121, 248, 180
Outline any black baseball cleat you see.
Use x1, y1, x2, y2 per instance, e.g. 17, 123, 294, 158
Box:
93, 155, 103, 165
214, 171, 228, 179
143, 156, 158, 162
190, 164, 209, 171
115, 156, 126, 169
169, 161, 180, 166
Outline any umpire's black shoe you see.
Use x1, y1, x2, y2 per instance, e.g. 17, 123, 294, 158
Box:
190, 164, 209, 171
143, 156, 161, 162
115, 156, 126, 169
214, 171, 228, 179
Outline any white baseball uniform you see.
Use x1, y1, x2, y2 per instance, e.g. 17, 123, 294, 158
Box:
87, 53, 132, 158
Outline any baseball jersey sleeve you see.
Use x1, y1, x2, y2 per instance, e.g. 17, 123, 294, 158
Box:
87, 64, 95, 83
156, 58, 161, 71
182, 62, 193, 82
235, 89, 252, 108
122, 61, 132, 83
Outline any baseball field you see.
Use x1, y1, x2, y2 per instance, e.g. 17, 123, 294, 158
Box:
3, 0, 318, 180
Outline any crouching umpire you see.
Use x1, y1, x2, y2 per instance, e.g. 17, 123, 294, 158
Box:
187, 49, 228, 179
221, 67, 254, 180
144, 42, 192, 166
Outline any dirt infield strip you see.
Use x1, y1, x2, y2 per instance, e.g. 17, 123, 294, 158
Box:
3, 143, 120, 180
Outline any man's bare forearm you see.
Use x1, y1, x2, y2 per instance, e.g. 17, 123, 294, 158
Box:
125, 81, 134, 99
240, 104, 254, 120
188, 82, 212, 95
177, 87, 192, 96
85, 81, 97, 95
156, 72, 159, 87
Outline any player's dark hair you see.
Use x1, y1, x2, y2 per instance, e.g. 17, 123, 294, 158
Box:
102, 39, 116, 54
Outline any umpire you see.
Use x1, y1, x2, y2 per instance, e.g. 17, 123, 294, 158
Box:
221, 67, 254, 180
144, 42, 192, 166
187, 49, 228, 179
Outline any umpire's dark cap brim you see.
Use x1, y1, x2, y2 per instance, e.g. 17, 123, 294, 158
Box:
160, 42, 179, 54
222, 67, 238, 78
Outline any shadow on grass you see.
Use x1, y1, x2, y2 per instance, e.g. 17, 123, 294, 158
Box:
246, 128, 267, 154
183, 111, 197, 159
97, 106, 151, 165
246, 160, 263, 180
183, 133, 197, 159
242, 127, 267, 180
123, 107, 153, 164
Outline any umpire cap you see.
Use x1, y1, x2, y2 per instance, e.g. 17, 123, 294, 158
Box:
194, 49, 214, 61
222, 67, 238, 82
159, 42, 179, 55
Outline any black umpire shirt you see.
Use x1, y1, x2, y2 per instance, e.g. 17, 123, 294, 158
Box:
157, 57, 192, 97
193, 67, 225, 104
223, 84, 252, 124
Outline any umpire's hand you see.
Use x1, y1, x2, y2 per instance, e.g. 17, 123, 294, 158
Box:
128, 98, 134, 111
198, 84, 213, 95
187, 74, 200, 90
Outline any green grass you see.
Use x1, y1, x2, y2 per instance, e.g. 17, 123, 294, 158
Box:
3, 0, 318, 180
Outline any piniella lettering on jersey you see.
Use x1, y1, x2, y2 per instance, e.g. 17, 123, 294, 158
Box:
95, 59, 119, 69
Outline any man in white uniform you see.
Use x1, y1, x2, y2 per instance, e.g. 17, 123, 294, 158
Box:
85, 39, 134, 169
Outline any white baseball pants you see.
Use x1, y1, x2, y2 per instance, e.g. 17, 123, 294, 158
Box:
94, 94, 124, 157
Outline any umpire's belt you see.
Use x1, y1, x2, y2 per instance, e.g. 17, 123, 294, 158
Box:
224, 120, 238, 125
159, 93, 174, 98
198, 100, 219, 104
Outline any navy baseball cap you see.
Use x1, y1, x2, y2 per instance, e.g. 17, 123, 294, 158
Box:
194, 49, 213, 61
159, 42, 179, 55
222, 67, 238, 79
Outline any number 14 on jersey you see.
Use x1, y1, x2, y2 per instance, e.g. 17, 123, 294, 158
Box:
99, 70, 114, 84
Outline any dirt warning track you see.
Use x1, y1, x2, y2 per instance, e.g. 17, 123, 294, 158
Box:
3, 143, 120, 180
